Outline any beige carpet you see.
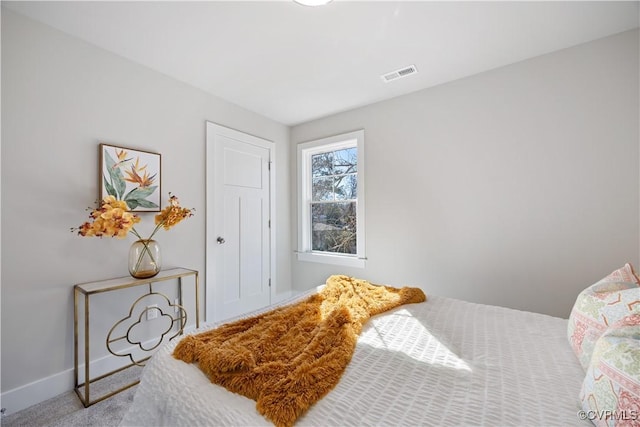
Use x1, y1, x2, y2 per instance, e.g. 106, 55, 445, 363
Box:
2, 366, 140, 427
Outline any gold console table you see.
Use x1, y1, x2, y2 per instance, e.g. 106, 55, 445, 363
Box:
74, 267, 199, 407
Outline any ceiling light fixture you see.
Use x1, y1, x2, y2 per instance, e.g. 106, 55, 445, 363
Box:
293, 0, 333, 6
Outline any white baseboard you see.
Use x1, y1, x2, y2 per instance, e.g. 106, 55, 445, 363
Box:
0, 326, 196, 417
1, 367, 75, 417
272, 290, 295, 304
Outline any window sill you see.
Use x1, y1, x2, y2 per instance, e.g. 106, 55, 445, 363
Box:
296, 251, 365, 268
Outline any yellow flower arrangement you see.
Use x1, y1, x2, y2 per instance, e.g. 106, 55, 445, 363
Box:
76, 196, 141, 238
75, 194, 193, 239
74, 193, 194, 277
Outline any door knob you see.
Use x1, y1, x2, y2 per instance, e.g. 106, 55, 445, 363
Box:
217, 237, 225, 245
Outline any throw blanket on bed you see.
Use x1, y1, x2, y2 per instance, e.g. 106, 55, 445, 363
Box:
173, 275, 426, 427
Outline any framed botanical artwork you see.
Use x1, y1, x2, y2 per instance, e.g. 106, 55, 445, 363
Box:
99, 143, 161, 212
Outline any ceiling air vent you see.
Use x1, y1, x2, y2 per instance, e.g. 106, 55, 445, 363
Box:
381, 65, 418, 83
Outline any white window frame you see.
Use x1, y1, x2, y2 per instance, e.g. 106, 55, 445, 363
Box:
297, 129, 366, 268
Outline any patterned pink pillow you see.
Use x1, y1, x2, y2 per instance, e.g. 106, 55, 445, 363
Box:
567, 263, 640, 370
580, 313, 640, 427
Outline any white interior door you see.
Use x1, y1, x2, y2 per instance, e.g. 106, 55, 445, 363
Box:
206, 122, 273, 322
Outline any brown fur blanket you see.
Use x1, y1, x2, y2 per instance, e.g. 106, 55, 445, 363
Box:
173, 275, 426, 427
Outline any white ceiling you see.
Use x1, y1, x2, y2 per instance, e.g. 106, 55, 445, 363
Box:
4, 1, 639, 126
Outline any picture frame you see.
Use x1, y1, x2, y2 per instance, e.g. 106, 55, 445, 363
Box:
99, 143, 161, 212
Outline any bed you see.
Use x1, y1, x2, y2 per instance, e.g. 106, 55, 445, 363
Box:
118, 274, 608, 427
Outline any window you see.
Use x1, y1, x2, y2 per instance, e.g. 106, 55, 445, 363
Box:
297, 130, 365, 268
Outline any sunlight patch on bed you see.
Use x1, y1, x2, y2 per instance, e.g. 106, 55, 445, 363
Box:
361, 308, 471, 371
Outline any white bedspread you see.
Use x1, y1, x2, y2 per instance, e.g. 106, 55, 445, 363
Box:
120, 292, 590, 427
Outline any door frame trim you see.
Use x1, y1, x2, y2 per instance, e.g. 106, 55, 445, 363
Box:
205, 121, 276, 323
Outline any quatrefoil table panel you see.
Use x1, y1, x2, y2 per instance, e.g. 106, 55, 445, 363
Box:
73, 267, 199, 407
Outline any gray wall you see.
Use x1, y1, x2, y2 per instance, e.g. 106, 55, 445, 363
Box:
0, 9, 291, 411
291, 29, 640, 319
